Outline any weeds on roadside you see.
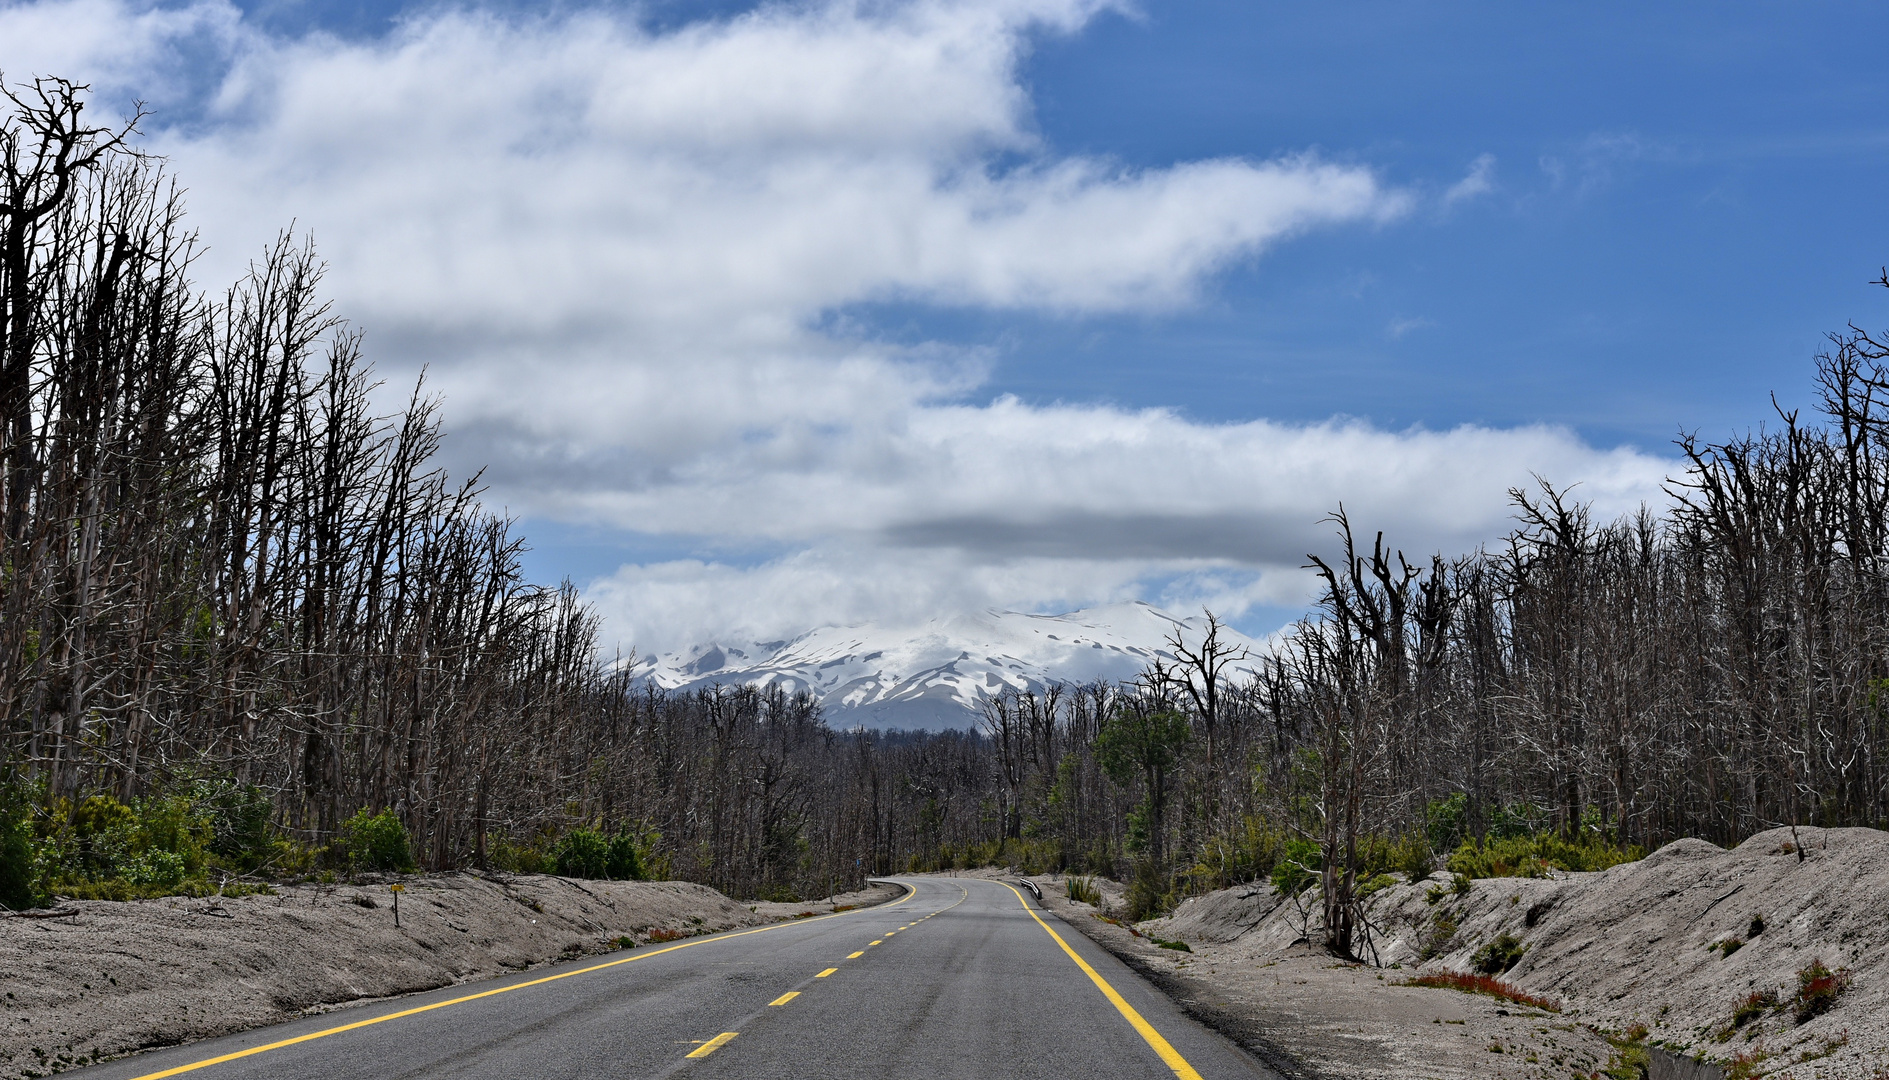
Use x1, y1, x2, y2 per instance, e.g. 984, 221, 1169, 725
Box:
1065, 875, 1102, 906
1735, 989, 1777, 1027
1403, 970, 1559, 1012
1792, 958, 1851, 1023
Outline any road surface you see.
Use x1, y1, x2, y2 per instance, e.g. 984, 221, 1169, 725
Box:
71, 876, 1279, 1080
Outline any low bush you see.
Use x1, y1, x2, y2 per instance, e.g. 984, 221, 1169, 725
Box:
1269, 838, 1320, 896
340, 807, 415, 872
1448, 832, 1642, 880
1183, 817, 1292, 892
1793, 959, 1851, 1023
486, 832, 551, 874
1355, 872, 1397, 899
549, 826, 649, 880
554, 828, 610, 879
1358, 833, 1433, 881
1471, 932, 1526, 975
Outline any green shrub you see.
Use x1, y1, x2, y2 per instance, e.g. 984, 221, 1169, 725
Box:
1124, 859, 1172, 921
1356, 873, 1397, 899
1424, 792, 1469, 854
1472, 931, 1526, 974
1448, 833, 1642, 880
1269, 838, 1320, 896
555, 828, 609, 879
340, 808, 415, 872
1356, 832, 1432, 881
1421, 910, 1458, 960
1184, 816, 1291, 892
124, 849, 187, 888
487, 833, 550, 874
193, 778, 275, 872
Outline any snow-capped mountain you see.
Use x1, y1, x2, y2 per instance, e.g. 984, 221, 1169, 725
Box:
626, 602, 1263, 731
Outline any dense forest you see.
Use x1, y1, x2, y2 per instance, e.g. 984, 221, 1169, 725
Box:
5, 79, 1889, 952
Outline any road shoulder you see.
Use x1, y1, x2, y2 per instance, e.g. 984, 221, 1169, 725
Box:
1036, 879, 1614, 1080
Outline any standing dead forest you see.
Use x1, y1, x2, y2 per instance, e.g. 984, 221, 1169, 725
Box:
4, 79, 1889, 952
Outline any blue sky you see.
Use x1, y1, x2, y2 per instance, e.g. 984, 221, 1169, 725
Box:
948, 2, 1889, 439
6, 0, 1885, 652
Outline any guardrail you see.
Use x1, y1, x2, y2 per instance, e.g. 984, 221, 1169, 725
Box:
1013, 878, 1042, 903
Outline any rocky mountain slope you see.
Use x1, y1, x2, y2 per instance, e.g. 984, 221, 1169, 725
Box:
627, 602, 1263, 730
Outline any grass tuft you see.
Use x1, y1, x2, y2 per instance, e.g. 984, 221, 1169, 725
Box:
1065, 875, 1103, 906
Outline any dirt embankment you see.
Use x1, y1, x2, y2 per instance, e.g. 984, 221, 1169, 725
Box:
0, 876, 900, 1079
1040, 826, 1889, 1080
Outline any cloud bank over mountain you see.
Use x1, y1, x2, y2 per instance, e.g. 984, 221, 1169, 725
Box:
0, 0, 1676, 658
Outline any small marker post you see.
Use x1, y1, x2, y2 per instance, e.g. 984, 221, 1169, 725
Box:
390, 884, 404, 927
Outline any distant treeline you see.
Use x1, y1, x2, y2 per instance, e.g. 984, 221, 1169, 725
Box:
6, 79, 1889, 931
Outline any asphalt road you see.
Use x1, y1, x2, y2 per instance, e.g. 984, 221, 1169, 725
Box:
72, 876, 1279, 1080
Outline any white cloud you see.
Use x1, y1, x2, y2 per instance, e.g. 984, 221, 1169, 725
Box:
1444, 152, 1495, 203
0, 0, 1676, 658
581, 411, 1673, 655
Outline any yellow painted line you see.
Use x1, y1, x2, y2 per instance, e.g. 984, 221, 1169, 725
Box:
869, 940, 882, 946
816, 968, 838, 978
997, 882, 1204, 1080
768, 992, 800, 1006
686, 1032, 738, 1058
847, 951, 864, 958
116, 882, 918, 1080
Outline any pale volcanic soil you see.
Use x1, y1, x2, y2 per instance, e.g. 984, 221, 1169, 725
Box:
0, 875, 900, 1080
1031, 827, 1889, 1080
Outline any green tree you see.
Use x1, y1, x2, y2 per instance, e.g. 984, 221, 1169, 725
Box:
0, 783, 38, 910
605, 830, 644, 881
1094, 707, 1190, 863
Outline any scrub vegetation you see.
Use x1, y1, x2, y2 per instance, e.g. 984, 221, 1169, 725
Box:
5, 78, 1889, 933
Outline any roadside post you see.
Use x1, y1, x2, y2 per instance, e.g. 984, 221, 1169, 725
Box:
390, 884, 404, 928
